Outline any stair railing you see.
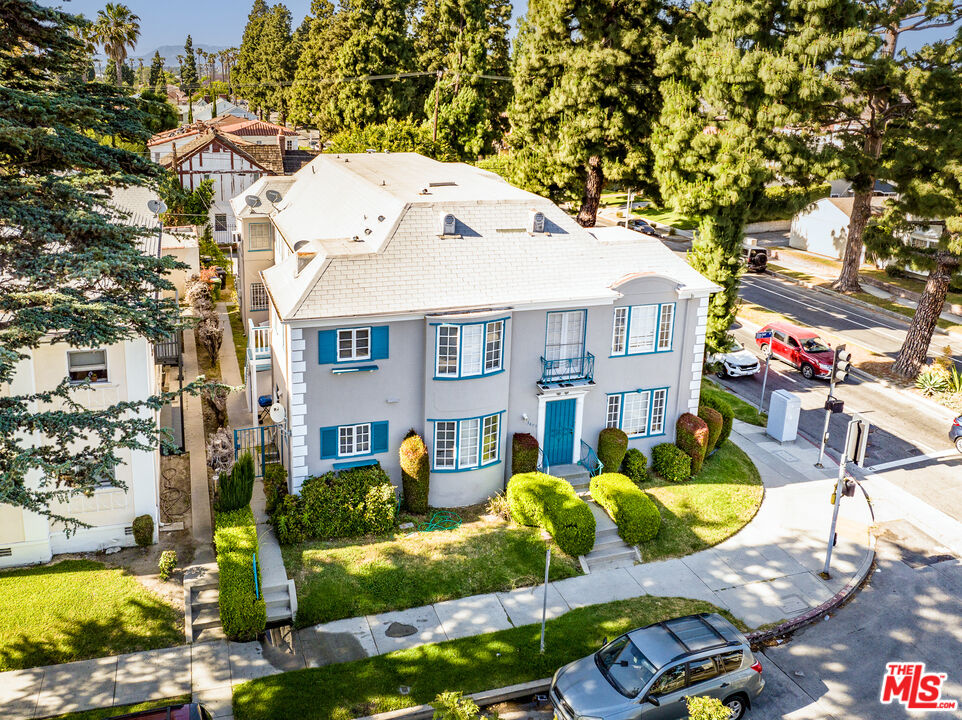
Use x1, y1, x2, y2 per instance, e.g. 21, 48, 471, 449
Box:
578, 440, 604, 477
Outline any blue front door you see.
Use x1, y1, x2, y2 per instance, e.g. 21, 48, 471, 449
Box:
544, 398, 576, 466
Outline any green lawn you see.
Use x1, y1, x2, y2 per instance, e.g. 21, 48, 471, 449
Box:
232, 596, 740, 720
0, 559, 183, 671
284, 518, 582, 628
701, 377, 766, 426
45, 695, 192, 720
227, 303, 248, 374
632, 205, 700, 230
639, 440, 764, 562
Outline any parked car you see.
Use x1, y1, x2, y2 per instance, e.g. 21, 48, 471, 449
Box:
741, 245, 767, 273
550, 613, 764, 720
109, 703, 212, 720
951, 415, 962, 452
628, 218, 658, 236
710, 338, 761, 379
754, 321, 834, 380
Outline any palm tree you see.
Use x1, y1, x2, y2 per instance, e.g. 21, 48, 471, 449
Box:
93, 3, 140, 87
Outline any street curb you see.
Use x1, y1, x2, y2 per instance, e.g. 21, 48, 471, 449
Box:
747, 536, 876, 650
352, 678, 552, 720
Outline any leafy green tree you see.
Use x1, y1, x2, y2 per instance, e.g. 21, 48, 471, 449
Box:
92, 2, 139, 87
507, 0, 662, 227
288, 0, 351, 133
0, 0, 201, 521
827, 2, 962, 292
325, 118, 455, 159
158, 175, 215, 226
259, 3, 296, 122
148, 50, 164, 91
180, 35, 198, 122
136, 89, 180, 134
234, 0, 271, 117
652, 0, 845, 351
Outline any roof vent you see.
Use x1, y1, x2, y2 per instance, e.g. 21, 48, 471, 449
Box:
429, 181, 457, 188
438, 212, 456, 236
377, 215, 385, 222
296, 251, 317, 275
352, 235, 362, 242
364, 228, 372, 235
293, 240, 309, 251
530, 210, 546, 233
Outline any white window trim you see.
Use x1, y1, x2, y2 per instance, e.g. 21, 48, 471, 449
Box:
435, 320, 504, 378
657, 304, 674, 352
249, 282, 269, 311
611, 303, 676, 356
434, 420, 457, 469
67, 349, 109, 384
436, 325, 460, 377
433, 413, 502, 470
337, 327, 371, 362
338, 423, 371, 457
606, 388, 669, 438
248, 221, 273, 251
481, 414, 500, 463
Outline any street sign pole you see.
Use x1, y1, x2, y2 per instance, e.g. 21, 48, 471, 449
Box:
817, 344, 850, 468
823, 419, 855, 578
758, 352, 771, 413
540, 530, 551, 654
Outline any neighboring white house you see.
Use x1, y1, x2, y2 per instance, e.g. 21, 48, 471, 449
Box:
231, 153, 719, 507
789, 196, 888, 261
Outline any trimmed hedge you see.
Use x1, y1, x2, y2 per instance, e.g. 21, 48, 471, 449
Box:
214, 507, 267, 641
589, 473, 661, 544
512, 433, 539, 475
271, 463, 396, 543
132, 514, 154, 547
621, 448, 648, 484
399, 431, 430, 514
218, 452, 255, 512
676, 412, 710, 474
652, 443, 692, 483
700, 391, 734, 445
506, 472, 596, 557
597, 428, 628, 474
698, 405, 723, 455
263, 463, 288, 516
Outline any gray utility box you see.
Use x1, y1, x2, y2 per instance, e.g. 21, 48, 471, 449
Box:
767, 389, 800, 443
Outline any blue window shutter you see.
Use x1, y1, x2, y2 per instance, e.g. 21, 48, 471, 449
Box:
320, 427, 338, 458
318, 330, 337, 364
372, 421, 388, 453
371, 326, 389, 360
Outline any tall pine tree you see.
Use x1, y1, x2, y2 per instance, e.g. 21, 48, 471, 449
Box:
258, 3, 296, 122
507, 0, 662, 227
234, 0, 271, 118
0, 0, 200, 521
180, 35, 198, 121
148, 50, 164, 91
288, 0, 351, 133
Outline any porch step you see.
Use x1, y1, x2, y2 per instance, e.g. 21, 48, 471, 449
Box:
191, 604, 223, 630
551, 463, 591, 488
585, 545, 637, 563
184, 563, 222, 643
263, 583, 295, 624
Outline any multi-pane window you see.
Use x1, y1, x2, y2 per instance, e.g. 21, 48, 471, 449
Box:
337, 327, 371, 362
248, 221, 273, 251
214, 214, 228, 232
606, 388, 668, 437
67, 350, 108, 384
433, 413, 502, 469
338, 423, 371, 456
249, 282, 269, 311
611, 303, 676, 355
434, 421, 458, 469
435, 319, 505, 378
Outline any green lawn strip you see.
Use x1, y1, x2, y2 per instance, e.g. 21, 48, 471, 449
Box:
632, 205, 699, 230
42, 694, 192, 720
226, 304, 248, 376
639, 441, 764, 562
850, 292, 962, 332
232, 596, 741, 720
701, 378, 766, 427
0, 559, 183, 672
285, 520, 581, 627
861, 267, 962, 307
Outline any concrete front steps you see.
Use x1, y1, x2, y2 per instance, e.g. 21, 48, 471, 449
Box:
264, 580, 298, 626
184, 568, 225, 643
550, 463, 590, 492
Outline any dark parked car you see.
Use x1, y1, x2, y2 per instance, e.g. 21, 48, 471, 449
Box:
755, 321, 834, 380
551, 613, 764, 720
628, 218, 659, 236
741, 245, 767, 273
951, 415, 962, 452
109, 703, 212, 720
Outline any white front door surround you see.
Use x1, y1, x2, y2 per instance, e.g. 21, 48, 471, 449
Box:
536, 385, 592, 467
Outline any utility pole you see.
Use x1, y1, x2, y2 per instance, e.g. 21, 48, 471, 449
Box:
822, 415, 869, 578
432, 70, 442, 142
816, 344, 851, 467
624, 188, 633, 228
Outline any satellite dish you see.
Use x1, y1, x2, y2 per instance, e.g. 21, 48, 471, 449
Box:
265, 189, 283, 203
245, 195, 262, 208
147, 199, 167, 215
269, 403, 286, 424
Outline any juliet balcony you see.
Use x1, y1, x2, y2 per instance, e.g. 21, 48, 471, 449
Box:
247, 319, 271, 372
539, 351, 595, 387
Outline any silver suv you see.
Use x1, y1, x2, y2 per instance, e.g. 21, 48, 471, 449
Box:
550, 613, 764, 720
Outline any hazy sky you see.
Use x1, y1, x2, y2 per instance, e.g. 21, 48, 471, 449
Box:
41, 0, 954, 58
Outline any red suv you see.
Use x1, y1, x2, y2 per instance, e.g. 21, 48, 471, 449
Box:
755, 321, 834, 380
109, 703, 212, 720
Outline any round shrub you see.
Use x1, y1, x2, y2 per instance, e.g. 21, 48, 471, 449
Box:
676, 412, 709, 474
589, 473, 661, 544
506, 472, 596, 557
698, 405, 723, 455
652, 443, 692, 483
273, 494, 307, 545
132, 514, 154, 547
700, 391, 734, 445
263, 463, 289, 516
399, 431, 430, 514
158, 550, 177, 581
621, 448, 648, 484
597, 427, 629, 474
511, 433, 540, 475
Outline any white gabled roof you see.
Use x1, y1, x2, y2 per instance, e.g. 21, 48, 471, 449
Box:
254, 153, 719, 321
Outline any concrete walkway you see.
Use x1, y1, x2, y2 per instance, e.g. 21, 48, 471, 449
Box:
182, 324, 213, 562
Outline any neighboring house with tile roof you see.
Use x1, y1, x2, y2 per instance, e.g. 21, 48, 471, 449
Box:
229, 153, 719, 507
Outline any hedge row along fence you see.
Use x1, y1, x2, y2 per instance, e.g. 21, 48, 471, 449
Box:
271, 463, 396, 544
506, 472, 596, 556
589, 473, 661, 544
214, 507, 266, 641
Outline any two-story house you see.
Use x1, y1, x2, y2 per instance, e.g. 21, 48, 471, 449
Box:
232, 153, 718, 507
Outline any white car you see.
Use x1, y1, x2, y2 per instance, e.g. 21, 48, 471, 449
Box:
711, 340, 761, 378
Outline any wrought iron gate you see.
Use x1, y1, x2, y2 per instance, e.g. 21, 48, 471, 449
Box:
233, 424, 289, 478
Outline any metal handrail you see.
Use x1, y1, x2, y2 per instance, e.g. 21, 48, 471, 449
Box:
578, 440, 604, 477
252, 552, 260, 600
536, 446, 548, 475
539, 351, 595, 385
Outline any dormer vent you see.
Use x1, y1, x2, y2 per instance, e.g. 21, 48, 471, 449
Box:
296, 251, 316, 275
530, 210, 546, 233
438, 212, 456, 235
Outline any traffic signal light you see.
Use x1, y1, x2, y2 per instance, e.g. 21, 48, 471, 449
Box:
833, 344, 852, 383
846, 416, 870, 466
